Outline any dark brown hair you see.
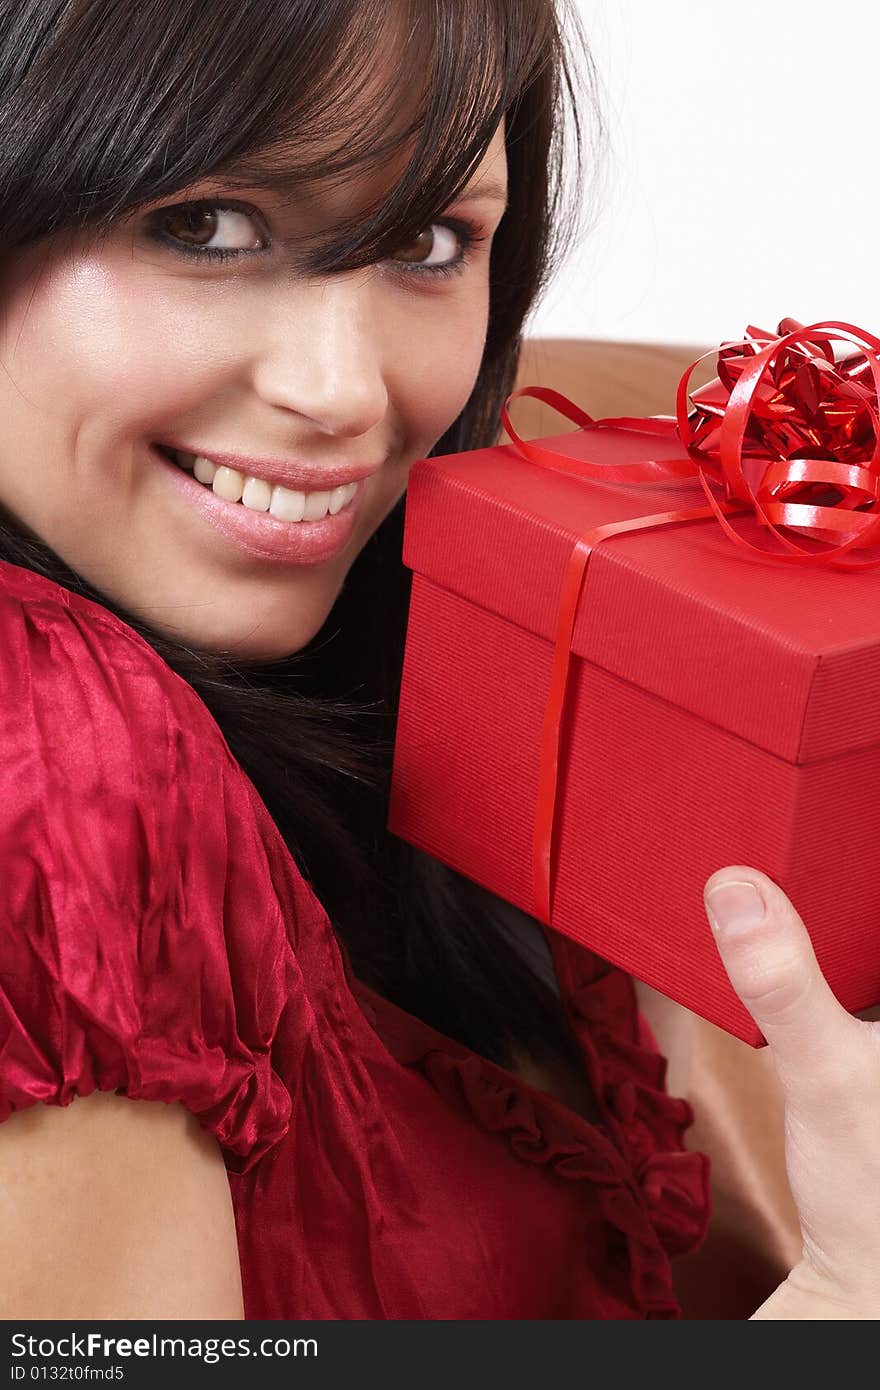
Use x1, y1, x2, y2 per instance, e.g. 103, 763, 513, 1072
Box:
0, 0, 606, 1069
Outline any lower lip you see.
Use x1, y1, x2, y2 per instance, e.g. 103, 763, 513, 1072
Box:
152, 445, 363, 565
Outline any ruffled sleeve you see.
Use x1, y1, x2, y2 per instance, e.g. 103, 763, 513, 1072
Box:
0, 562, 292, 1173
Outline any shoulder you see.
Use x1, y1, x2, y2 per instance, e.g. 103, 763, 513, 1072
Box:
0, 558, 231, 816
0, 557, 215, 735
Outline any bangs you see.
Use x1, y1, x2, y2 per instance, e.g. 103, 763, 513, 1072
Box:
65, 0, 552, 273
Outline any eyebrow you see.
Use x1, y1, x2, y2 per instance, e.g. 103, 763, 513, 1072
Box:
210, 160, 509, 214
456, 176, 508, 209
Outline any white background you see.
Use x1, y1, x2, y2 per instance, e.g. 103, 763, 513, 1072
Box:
529, 1, 875, 344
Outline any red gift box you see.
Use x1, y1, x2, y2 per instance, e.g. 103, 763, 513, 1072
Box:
388, 320, 880, 1045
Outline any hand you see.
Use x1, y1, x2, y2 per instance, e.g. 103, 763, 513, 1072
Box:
704, 867, 880, 1320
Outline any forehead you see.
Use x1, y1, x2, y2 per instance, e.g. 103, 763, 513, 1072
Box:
467, 120, 509, 197
182, 5, 512, 274
190, 0, 514, 235
219, 117, 508, 236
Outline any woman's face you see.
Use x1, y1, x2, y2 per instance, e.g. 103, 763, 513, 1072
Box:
0, 120, 508, 659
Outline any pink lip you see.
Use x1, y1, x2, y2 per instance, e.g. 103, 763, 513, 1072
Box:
155, 440, 384, 493
152, 443, 364, 566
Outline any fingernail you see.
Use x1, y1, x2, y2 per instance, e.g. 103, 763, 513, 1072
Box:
705, 880, 766, 936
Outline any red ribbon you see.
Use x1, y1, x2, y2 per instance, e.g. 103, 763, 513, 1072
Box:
500, 319, 880, 925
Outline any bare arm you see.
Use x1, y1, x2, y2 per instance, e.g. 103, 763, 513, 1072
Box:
0, 1091, 244, 1319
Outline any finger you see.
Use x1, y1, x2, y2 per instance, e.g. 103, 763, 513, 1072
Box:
704, 866, 861, 1092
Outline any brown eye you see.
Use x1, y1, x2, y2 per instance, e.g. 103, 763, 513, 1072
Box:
392, 229, 436, 263
162, 205, 220, 248
149, 200, 267, 261
389, 224, 461, 270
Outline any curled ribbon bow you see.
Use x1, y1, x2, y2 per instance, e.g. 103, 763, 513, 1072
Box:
502, 318, 880, 569
500, 319, 880, 924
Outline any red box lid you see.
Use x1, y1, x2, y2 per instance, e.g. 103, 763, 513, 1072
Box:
402, 423, 880, 765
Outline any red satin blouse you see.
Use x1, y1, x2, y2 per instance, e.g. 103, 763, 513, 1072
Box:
0, 558, 711, 1319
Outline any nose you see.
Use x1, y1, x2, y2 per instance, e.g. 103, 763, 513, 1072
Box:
252, 275, 389, 442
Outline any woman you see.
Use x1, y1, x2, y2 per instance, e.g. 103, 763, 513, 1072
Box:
0, 0, 876, 1321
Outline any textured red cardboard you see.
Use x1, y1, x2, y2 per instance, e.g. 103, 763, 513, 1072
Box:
388, 424, 880, 1044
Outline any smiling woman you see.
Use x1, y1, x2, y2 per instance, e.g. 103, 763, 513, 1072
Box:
0, 0, 722, 1323
0, 114, 509, 657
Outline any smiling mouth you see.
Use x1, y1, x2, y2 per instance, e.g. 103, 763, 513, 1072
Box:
154, 444, 360, 523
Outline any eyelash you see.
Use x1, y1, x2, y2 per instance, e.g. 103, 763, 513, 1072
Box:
145, 197, 489, 280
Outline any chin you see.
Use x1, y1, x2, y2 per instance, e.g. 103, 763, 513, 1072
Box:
122, 561, 345, 663
218, 628, 321, 664
152, 608, 326, 665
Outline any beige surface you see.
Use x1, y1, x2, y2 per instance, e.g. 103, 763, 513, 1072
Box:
676, 1020, 802, 1317
505, 336, 709, 441
512, 337, 803, 1319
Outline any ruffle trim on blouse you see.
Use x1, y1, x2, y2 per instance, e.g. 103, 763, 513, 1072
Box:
0, 1020, 293, 1178
134, 1044, 293, 1177
351, 943, 711, 1320
558, 943, 712, 1271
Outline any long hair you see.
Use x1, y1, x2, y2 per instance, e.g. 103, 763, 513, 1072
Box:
0, 0, 607, 1070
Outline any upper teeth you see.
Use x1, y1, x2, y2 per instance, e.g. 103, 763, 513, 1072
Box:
175, 450, 358, 521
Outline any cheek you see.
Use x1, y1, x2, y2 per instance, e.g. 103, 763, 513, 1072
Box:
0, 255, 232, 439
371, 299, 490, 533
0, 244, 494, 477
394, 289, 492, 454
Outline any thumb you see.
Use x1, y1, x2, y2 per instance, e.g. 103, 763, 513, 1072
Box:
704, 867, 858, 1089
